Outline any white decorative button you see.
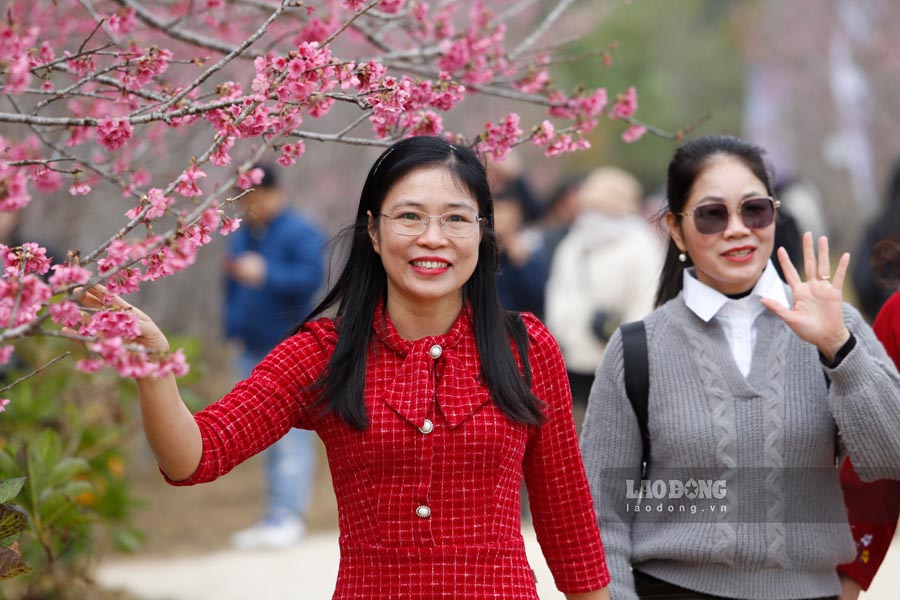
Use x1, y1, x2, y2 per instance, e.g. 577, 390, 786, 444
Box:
416, 505, 431, 518
419, 419, 434, 434
429, 344, 442, 359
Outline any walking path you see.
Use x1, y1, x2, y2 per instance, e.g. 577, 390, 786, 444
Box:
97, 526, 900, 599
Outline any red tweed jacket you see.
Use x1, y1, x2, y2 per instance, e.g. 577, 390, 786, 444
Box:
168, 304, 609, 598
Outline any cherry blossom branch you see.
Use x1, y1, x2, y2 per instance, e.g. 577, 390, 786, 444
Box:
154, 0, 292, 114
0, 352, 72, 395
509, 0, 575, 60
114, 0, 266, 58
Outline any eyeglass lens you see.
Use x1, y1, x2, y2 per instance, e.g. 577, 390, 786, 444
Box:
692, 197, 776, 235
387, 210, 479, 237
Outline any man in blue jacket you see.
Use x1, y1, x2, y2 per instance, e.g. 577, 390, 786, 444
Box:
224, 164, 325, 549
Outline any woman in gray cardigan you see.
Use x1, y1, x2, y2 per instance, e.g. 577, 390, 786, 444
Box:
580, 135, 900, 600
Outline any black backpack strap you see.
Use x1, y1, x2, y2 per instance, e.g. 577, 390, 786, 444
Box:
620, 320, 650, 477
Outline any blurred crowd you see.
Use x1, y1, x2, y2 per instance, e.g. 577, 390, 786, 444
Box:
484, 151, 900, 412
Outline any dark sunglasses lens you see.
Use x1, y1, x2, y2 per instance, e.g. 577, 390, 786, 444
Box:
741, 197, 775, 229
693, 204, 729, 234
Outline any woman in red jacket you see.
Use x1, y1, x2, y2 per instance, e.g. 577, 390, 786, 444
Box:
79, 136, 611, 599
839, 238, 900, 598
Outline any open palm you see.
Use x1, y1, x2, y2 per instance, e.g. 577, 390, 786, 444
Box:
760, 232, 851, 361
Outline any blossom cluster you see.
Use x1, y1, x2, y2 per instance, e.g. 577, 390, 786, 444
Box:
0, 0, 652, 400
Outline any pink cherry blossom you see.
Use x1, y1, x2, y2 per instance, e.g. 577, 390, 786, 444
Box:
220, 216, 242, 235
609, 86, 638, 120
107, 8, 137, 36
235, 167, 264, 191
531, 120, 555, 146
1, 242, 52, 275
3, 55, 31, 95
621, 124, 647, 143
106, 267, 142, 296
0, 345, 13, 366
145, 188, 174, 220
69, 181, 91, 196
75, 357, 104, 374
49, 264, 92, 289
83, 310, 142, 339
0, 274, 52, 327
477, 113, 522, 160
175, 164, 207, 198
97, 118, 134, 151
31, 165, 63, 193
0, 398, 9, 413
0, 0, 656, 390
49, 300, 83, 328
0, 169, 31, 211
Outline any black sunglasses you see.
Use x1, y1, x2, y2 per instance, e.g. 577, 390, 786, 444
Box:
677, 196, 781, 235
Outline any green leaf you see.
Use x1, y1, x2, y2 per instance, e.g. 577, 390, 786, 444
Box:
0, 504, 28, 546
57, 480, 93, 499
46, 458, 88, 488
0, 478, 25, 504
113, 528, 146, 553
31, 429, 62, 468
0, 544, 32, 580
0, 452, 20, 477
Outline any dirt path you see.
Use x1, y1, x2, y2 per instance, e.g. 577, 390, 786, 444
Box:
119, 440, 338, 558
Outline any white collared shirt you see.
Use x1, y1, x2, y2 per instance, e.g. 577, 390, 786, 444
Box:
682, 260, 790, 377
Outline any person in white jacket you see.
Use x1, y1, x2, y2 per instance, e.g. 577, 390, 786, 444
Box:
545, 167, 664, 415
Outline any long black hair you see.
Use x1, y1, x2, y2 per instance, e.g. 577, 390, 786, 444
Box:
296, 136, 544, 430
655, 135, 775, 307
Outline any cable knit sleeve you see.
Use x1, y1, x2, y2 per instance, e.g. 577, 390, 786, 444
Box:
579, 326, 644, 600
165, 319, 336, 486
826, 302, 900, 481
519, 313, 611, 594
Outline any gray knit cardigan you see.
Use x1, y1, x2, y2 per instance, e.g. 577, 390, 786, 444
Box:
580, 292, 900, 600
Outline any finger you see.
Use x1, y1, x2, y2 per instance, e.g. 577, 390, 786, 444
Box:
72, 286, 103, 308
817, 236, 831, 281
91, 284, 134, 311
832, 252, 851, 290
761, 296, 792, 321
777, 246, 802, 287
802, 231, 816, 282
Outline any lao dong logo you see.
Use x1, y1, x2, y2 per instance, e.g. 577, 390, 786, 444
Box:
625, 478, 727, 500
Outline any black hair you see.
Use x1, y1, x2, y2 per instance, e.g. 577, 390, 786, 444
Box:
296, 136, 544, 430
655, 135, 774, 307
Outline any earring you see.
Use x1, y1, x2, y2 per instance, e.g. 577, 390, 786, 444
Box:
678, 252, 687, 263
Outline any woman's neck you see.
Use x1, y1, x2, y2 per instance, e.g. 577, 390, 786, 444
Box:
385, 295, 463, 340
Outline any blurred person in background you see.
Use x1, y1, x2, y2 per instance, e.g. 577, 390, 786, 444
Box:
852, 157, 900, 321
837, 234, 900, 600
224, 164, 326, 549
545, 167, 663, 415
581, 135, 900, 600
493, 193, 550, 319
486, 150, 544, 224
539, 174, 587, 262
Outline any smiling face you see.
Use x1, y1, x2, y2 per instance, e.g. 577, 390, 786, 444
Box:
368, 165, 482, 316
667, 155, 775, 295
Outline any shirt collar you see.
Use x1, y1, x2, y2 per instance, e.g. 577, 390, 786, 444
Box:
372, 300, 470, 357
683, 259, 789, 322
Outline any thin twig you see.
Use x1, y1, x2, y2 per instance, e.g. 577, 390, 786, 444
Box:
509, 0, 576, 60
0, 352, 72, 395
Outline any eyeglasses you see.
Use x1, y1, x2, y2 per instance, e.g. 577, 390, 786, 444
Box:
676, 196, 781, 235
379, 209, 484, 238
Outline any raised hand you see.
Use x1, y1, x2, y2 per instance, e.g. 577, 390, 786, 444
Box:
760, 232, 851, 361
